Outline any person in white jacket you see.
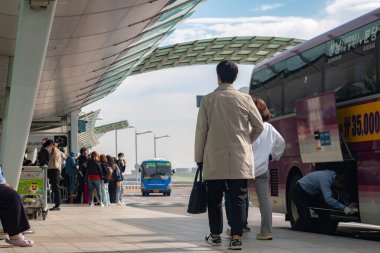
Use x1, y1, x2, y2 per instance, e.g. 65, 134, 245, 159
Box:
252, 97, 285, 240
224, 97, 285, 239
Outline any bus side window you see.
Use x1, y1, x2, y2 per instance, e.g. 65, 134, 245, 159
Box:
283, 52, 323, 114
254, 84, 283, 118
325, 46, 377, 101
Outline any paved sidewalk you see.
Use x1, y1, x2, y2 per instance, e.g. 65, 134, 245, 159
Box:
0, 203, 378, 252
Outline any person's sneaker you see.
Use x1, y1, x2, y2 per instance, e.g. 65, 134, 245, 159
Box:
89, 202, 94, 207
226, 227, 231, 236
117, 201, 123, 205
229, 238, 242, 250
205, 233, 221, 246
256, 232, 273, 240
243, 225, 251, 232
100, 203, 105, 207
49, 206, 60, 211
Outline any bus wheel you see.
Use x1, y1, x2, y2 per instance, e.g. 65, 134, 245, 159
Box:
287, 173, 302, 229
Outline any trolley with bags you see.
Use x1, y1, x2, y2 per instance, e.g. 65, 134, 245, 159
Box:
17, 165, 49, 220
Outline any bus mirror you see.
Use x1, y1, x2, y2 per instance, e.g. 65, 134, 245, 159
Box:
172, 169, 175, 174
138, 167, 141, 173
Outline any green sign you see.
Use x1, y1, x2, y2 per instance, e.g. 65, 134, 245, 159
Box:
17, 171, 44, 195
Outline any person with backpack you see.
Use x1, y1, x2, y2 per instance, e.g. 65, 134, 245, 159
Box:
65, 152, 77, 197
100, 154, 111, 206
107, 156, 122, 204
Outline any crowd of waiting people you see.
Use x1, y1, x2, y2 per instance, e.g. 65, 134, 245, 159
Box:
36, 142, 127, 210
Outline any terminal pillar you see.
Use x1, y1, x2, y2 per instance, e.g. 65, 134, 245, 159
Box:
0, 1, 57, 188
70, 110, 79, 155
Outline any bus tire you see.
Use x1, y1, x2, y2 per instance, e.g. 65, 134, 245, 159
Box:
287, 173, 302, 229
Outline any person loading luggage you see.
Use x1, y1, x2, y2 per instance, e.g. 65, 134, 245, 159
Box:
291, 170, 357, 232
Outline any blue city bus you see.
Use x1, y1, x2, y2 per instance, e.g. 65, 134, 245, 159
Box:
140, 159, 173, 196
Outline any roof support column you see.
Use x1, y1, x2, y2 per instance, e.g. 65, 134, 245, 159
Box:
70, 110, 79, 155
0, 0, 57, 188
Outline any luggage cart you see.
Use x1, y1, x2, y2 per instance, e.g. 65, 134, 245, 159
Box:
17, 166, 49, 220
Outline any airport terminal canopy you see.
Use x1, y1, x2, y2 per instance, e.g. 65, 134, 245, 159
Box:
77, 110, 130, 149
0, 0, 305, 188
131, 36, 304, 75
0, 0, 206, 120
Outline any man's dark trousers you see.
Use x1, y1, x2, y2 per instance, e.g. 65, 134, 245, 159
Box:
207, 179, 248, 236
0, 185, 30, 236
292, 182, 319, 232
48, 169, 61, 207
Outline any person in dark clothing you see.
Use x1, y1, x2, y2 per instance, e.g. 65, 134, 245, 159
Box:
291, 170, 356, 233
107, 156, 122, 204
116, 153, 126, 204
37, 139, 53, 166
75, 147, 88, 203
87, 151, 103, 207
100, 154, 111, 206
0, 166, 34, 247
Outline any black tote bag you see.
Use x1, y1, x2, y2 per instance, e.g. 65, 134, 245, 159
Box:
187, 165, 207, 214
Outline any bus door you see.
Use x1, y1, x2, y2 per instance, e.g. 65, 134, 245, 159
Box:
295, 92, 344, 163
295, 92, 359, 221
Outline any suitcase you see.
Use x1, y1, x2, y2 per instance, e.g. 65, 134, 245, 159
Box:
83, 182, 89, 204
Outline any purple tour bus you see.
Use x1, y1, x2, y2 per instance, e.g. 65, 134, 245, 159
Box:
249, 8, 380, 234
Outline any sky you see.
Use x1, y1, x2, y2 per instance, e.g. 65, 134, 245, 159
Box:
83, 0, 380, 172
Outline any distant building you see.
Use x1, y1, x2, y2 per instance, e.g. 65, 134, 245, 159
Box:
175, 168, 191, 173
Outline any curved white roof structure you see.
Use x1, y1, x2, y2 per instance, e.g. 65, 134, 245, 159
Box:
0, 0, 206, 120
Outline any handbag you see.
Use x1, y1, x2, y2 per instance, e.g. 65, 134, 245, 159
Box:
187, 165, 207, 214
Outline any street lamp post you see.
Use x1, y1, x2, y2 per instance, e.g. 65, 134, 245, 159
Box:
135, 130, 153, 182
154, 134, 170, 158
115, 130, 118, 157
115, 126, 135, 157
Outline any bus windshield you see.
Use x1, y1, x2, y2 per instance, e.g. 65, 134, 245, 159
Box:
142, 162, 171, 180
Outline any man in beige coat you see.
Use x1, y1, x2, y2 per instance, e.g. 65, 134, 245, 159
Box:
195, 60, 263, 250
47, 141, 62, 211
